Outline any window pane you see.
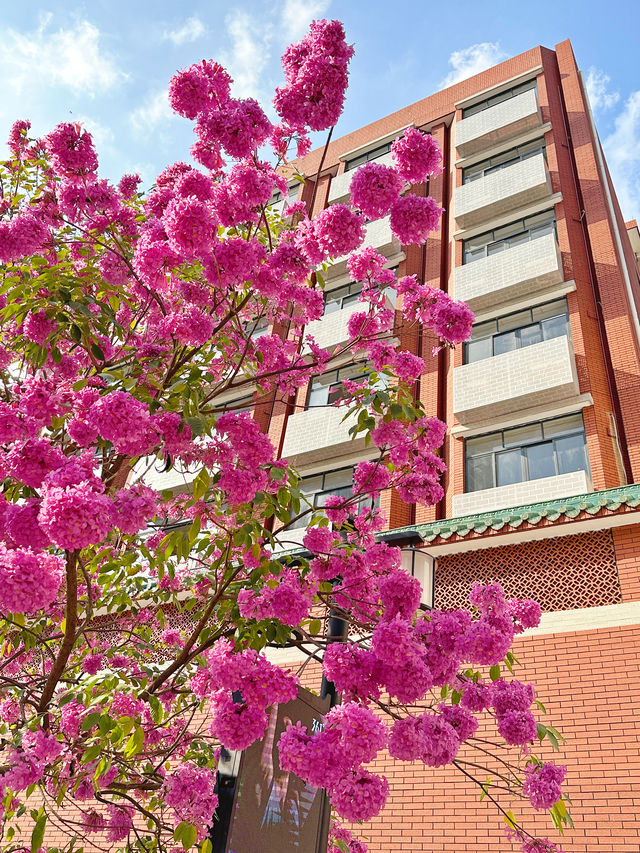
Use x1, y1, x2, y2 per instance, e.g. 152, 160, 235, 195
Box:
541, 315, 568, 341
531, 222, 555, 239
542, 414, 584, 438
527, 210, 555, 229
299, 475, 322, 496
465, 337, 492, 363
466, 432, 503, 456
324, 468, 354, 490
493, 330, 518, 355
487, 240, 505, 257
526, 442, 555, 480
505, 231, 529, 248
556, 435, 587, 474
532, 299, 566, 322
519, 324, 543, 348
327, 382, 346, 405
493, 220, 525, 241
496, 449, 523, 486
465, 247, 486, 263
470, 320, 496, 340
466, 455, 494, 492
504, 423, 542, 447
307, 385, 328, 406
342, 292, 360, 308
498, 310, 530, 332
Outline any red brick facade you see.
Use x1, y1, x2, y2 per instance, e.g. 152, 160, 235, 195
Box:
275, 37, 640, 852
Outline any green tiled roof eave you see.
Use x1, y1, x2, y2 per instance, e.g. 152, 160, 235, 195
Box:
379, 483, 640, 544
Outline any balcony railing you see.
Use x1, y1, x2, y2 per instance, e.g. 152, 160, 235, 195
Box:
454, 153, 551, 229
453, 335, 579, 424
304, 294, 395, 350
455, 88, 542, 157
453, 232, 563, 312
452, 470, 592, 516
281, 406, 359, 463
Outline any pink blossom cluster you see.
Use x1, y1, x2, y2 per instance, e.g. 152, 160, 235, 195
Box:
278, 702, 388, 822
328, 822, 368, 853
192, 639, 298, 750
391, 127, 443, 184
522, 761, 567, 810
163, 763, 219, 826
491, 678, 538, 746
370, 416, 448, 506
237, 568, 314, 626
0, 546, 63, 613
274, 19, 354, 131
396, 275, 474, 346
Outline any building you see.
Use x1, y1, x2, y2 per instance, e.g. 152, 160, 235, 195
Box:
258, 39, 640, 852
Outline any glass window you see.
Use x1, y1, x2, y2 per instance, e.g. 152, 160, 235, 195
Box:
466, 454, 494, 492
493, 330, 518, 356
525, 442, 555, 480
503, 423, 542, 447
466, 432, 504, 456
307, 363, 376, 408
462, 210, 556, 264
466, 337, 493, 364
519, 324, 543, 348
462, 79, 537, 118
345, 140, 394, 171
496, 449, 523, 486
542, 414, 584, 438
462, 139, 544, 185
464, 414, 589, 493
463, 299, 569, 364
498, 310, 531, 333
556, 434, 587, 474
291, 466, 379, 528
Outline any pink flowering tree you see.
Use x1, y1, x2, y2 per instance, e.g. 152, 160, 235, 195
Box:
0, 19, 571, 853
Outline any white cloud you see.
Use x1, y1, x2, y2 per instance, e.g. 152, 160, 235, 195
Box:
280, 0, 331, 41
602, 90, 640, 222
130, 89, 175, 133
163, 16, 206, 46
585, 66, 620, 113
3, 13, 126, 99
74, 115, 115, 149
221, 11, 273, 101
440, 42, 509, 88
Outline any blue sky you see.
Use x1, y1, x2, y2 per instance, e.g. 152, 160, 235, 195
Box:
1, 0, 639, 220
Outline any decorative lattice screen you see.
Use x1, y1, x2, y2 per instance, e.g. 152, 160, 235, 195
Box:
434, 529, 621, 612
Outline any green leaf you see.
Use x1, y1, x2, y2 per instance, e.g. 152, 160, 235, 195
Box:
480, 777, 492, 802
175, 821, 198, 850
31, 812, 46, 853
118, 716, 135, 736
503, 810, 516, 830
535, 699, 547, 714
81, 744, 103, 763
192, 468, 210, 502
80, 712, 102, 732
489, 665, 501, 681
90, 343, 105, 361
546, 729, 560, 752
124, 725, 144, 757
308, 619, 322, 635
